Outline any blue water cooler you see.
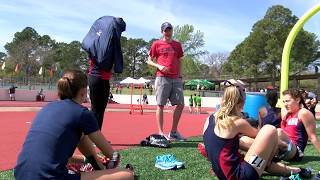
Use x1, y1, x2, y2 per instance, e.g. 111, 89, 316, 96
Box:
243, 93, 267, 120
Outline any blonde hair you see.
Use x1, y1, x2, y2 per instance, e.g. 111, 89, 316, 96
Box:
57, 69, 87, 100
215, 86, 245, 130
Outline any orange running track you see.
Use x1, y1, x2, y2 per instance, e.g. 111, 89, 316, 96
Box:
0, 102, 210, 171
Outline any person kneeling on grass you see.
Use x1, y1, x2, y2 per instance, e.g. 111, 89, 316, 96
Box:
14, 69, 133, 180
203, 86, 303, 179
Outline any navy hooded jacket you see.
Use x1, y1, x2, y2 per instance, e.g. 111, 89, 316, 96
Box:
82, 16, 126, 73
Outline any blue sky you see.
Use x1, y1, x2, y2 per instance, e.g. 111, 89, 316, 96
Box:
0, 0, 319, 53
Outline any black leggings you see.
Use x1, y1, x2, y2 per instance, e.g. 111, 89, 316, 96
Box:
88, 75, 110, 129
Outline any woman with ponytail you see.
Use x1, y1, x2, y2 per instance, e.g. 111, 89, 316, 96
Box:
15, 69, 133, 180
203, 86, 302, 179
276, 88, 320, 162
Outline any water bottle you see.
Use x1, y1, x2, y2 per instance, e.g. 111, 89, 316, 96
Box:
297, 146, 304, 158
106, 152, 120, 169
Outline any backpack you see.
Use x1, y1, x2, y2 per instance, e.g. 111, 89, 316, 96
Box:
140, 134, 170, 148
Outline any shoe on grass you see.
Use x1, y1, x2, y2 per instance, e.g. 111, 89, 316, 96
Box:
169, 131, 186, 141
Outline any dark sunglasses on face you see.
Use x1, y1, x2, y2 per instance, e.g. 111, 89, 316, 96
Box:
164, 28, 172, 32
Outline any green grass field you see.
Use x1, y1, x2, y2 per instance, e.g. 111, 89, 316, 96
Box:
1, 132, 320, 180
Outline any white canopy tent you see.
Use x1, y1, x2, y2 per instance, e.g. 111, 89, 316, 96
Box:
137, 77, 151, 84
119, 77, 145, 114
120, 77, 150, 85
120, 77, 139, 84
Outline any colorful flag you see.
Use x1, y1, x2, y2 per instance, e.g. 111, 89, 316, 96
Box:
15, 64, 19, 73
38, 66, 43, 75
1, 62, 5, 70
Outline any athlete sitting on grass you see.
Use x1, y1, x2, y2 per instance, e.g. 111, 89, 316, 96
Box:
212, 88, 320, 163
259, 88, 281, 128
276, 88, 320, 162
15, 69, 133, 180
202, 86, 307, 179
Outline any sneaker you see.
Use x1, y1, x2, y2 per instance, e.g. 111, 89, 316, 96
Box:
198, 143, 208, 158
280, 168, 312, 180
169, 131, 186, 141
299, 167, 312, 178
155, 154, 184, 170
312, 172, 320, 180
155, 155, 177, 170
80, 163, 94, 172
279, 173, 301, 180
125, 164, 134, 171
165, 154, 184, 168
149, 134, 170, 148
159, 133, 170, 141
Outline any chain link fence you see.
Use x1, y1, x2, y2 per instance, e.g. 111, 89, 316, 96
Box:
0, 76, 58, 90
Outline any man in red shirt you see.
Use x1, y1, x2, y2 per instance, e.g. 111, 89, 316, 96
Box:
147, 22, 186, 141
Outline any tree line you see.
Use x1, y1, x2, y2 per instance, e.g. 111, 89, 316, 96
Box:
0, 5, 319, 84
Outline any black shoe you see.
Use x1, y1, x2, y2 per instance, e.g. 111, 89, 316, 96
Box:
272, 156, 281, 162
279, 168, 312, 180
126, 163, 134, 171
299, 167, 312, 178
312, 172, 320, 180
140, 140, 150, 146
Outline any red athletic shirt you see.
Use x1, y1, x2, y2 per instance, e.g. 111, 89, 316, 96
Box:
281, 109, 308, 152
88, 57, 112, 80
149, 39, 183, 78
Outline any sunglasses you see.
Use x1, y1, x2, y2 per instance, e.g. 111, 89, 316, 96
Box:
223, 80, 245, 91
223, 80, 246, 99
164, 28, 172, 32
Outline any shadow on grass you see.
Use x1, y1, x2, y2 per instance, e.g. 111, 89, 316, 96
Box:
183, 140, 203, 143
171, 142, 199, 148
111, 139, 203, 149
111, 144, 140, 147
299, 155, 320, 163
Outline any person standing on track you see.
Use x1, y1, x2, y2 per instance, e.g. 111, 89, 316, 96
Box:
9, 84, 17, 101
82, 16, 126, 130
196, 94, 202, 114
188, 95, 194, 113
147, 22, 186, 141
